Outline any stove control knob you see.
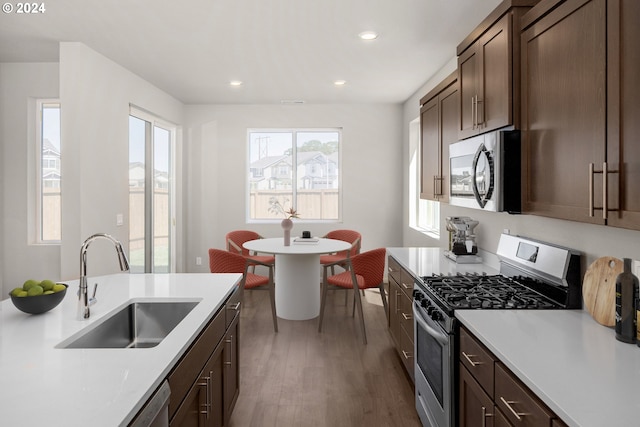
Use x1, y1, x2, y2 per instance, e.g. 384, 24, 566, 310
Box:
427, 306, 436, 315
420, 299, 429, 308
431, 310, 442, 321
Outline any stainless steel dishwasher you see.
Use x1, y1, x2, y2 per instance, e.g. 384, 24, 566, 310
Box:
129, 380, 171, 427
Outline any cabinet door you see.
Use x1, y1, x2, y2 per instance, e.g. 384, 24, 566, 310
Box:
521, 0, 606, 223
606, 0, 640, 229
458, 46, 480, 139
459, 365, 495, 427
170, 380, 207, 427
439, 82, 459, 203
479, 13, 511, 133
388, 279, 403, 350
223, 314, 240, 426
420, 97, 440, 200
171, 340, 224, 427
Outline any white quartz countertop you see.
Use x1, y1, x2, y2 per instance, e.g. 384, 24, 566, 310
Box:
386, 247, 499, 278
0, 273, 241, 427
457, 309, 640, 427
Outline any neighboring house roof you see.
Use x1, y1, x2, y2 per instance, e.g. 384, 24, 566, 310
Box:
250, 155, 289, 169
42, 138, 60, 156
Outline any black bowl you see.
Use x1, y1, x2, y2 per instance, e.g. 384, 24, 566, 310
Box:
10, 284, 68, 314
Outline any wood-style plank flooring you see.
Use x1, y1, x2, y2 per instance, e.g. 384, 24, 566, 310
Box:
229, 287, 421, 427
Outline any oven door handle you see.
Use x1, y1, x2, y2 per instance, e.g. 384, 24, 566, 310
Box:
413, 303, 449, 346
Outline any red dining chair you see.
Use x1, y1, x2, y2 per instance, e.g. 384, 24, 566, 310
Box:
226, 230, 275, 275
318, 248, 388, 344
320, 230, 361, 274
209, 248, 278, 332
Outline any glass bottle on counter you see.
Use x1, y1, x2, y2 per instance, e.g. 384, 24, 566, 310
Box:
615, 258, 638, 343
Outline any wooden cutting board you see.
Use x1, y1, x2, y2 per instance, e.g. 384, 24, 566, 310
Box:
583, 256, 623, 326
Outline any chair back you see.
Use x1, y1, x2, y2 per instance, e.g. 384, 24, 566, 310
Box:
226, 230, 262, 256
324, 229, 361, 257
350, 248, 386, 288
209, 248, 247, 274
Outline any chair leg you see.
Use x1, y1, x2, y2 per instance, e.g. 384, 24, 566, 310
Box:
318, 267, 330, 332
269, 267, 278, 333
353, 284, 367, 344
378, 283, 389, 322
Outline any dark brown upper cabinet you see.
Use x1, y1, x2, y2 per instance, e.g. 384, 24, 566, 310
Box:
520, 0, 639, 230
419, 71, 458, 202
457, 0, 538, 140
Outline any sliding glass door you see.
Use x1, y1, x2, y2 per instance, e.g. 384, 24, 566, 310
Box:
128, 109, 175, 273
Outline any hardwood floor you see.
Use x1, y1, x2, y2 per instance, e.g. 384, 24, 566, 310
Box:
229, 287, 421, 427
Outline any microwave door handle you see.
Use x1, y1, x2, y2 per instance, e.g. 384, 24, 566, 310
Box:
471, 144, 485, 207
413, 303, 449, 346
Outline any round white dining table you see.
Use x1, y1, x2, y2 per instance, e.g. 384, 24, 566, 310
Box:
243, 237, 351, 320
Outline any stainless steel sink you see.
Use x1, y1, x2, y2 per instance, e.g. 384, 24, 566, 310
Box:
58, 300, 200, 349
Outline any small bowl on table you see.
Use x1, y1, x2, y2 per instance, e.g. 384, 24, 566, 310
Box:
10, 284, 68, 314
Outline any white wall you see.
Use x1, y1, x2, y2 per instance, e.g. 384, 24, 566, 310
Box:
400, 57, 640, 269
0, 63, 60, 295
183, 103, 404, 272
58, 43, 183, 280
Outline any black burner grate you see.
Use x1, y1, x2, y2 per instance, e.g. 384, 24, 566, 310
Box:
420, 273, 562, 309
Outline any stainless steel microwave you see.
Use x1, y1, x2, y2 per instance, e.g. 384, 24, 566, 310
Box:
449, 128, 521, 213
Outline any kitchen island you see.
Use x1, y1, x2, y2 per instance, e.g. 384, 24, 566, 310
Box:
0, 273, 241, 426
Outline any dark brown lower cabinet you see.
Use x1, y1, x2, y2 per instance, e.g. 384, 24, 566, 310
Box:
459, 326, 566, 427
162, 287, 240, 427
387, 256, 414, 382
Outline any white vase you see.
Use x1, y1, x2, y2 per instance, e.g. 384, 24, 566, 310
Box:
281, 218, 293, 246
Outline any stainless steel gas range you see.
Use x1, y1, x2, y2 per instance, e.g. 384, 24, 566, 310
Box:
412, 233, 581, 427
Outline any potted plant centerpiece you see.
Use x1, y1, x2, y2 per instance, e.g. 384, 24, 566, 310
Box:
269, 197, 299, 246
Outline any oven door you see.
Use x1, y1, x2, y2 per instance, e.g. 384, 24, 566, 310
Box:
413, 302, 452, 427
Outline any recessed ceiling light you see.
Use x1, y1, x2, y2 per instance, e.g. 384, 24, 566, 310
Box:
229, 80, 243, 86
334, 80, 347, 86
358, 31, 378, 40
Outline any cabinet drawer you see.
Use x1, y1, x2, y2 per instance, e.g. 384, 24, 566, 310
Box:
225, 287, 241, 328
388, 257, 402, 285
398, 290, 414, 338
495, 363, 554, 426
399, 269, 415, 298
460, 326, 496, 398
168, 307, 226, 419
400, 327, 415, 383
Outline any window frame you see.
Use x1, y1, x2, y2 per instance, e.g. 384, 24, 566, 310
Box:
34, 99, 62, 244
408, 117, 440, 237
246, 128, 343, 224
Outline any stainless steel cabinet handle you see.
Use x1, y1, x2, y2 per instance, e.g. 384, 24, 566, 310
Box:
401, 312, 413, 321
481, 406, 493, 427
472, 96, 477, 129
588, 162, 612, 220
224, 336, 233, 366
462, 351, 483, 367
476, 97, 483, 127
401, 350, 413, 360
589, 162, 595, 217
401, 281, 412, 290
227, 302, 241, 311
602, 161, 608, 220
500, 396, 529, 420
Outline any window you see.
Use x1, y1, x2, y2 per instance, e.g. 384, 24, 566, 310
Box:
37, 100, 61, 243
248, 129, 341, 222
129, 107, 176, 273
409, 117, 440, 235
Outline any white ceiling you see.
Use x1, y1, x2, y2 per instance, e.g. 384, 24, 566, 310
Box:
0, 0, 501, 104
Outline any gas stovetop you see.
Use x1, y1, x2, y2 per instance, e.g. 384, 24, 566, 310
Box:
420, 273, 563, 310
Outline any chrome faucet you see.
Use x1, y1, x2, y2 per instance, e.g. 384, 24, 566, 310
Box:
79, 233, 130, 319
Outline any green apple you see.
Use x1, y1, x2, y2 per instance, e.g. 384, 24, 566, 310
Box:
52, 284, 66, 293
27, 285, 44, 296
41, 279, 56, 292
10, 287, 23, 297
22, 279, 41, 291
